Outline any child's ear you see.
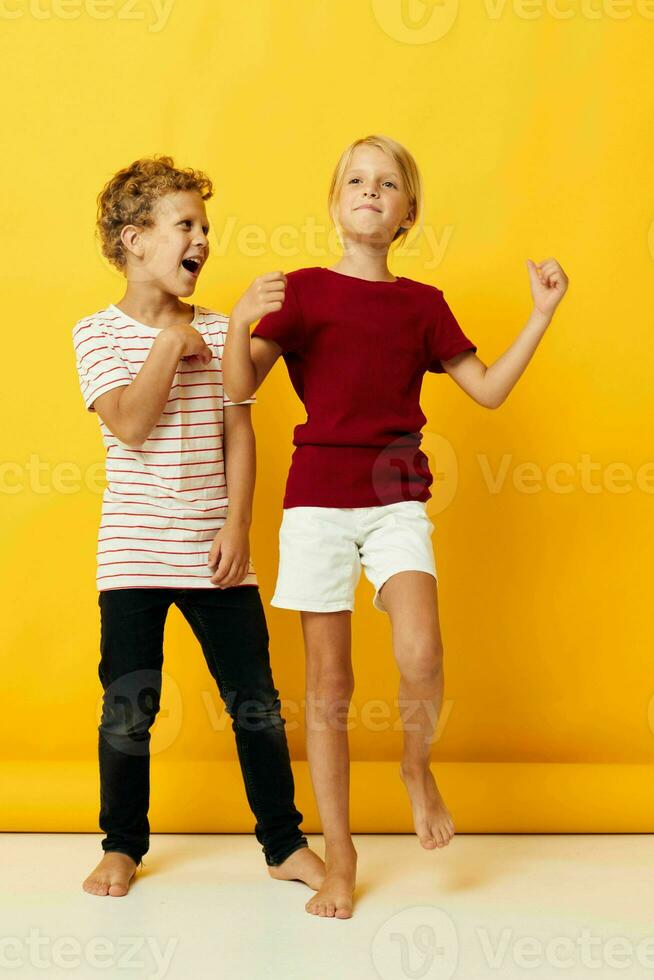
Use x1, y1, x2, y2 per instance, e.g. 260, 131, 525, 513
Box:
395, 210, 415, 241
401, 205, 416, 232
120, 224, 144, 259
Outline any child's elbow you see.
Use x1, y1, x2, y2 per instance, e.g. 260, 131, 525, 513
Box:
121, 437, 146, 451
481, 388, 504, 409
117, 423, 148, 451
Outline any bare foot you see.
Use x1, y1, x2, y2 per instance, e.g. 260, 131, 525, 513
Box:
400, 763, 455, 850
305, 842, 357, 919
82, 852, 139, 897
267, 846, 326, 891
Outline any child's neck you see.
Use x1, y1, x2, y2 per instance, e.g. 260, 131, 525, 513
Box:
331, 243, 396, 282
115, 283, 194, 329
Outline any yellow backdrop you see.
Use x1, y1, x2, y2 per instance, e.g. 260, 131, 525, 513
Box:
1, 0, 652, 833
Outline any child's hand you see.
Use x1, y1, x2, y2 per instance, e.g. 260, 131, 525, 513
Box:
167, 322, 213, 368
231, 271, 287, 328
526, 258, 569, 317
207, 522, 251, 588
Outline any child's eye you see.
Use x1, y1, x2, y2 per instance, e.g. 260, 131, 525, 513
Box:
383, 181, 397, 189
348, 177, 362, 184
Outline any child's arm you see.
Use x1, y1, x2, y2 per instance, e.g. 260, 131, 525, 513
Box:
93, 324, 212, 449
222, 272, 289, 402
207, 404, 255, 587
443, 257, 569, 409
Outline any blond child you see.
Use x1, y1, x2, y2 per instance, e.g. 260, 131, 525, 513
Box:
223, 135, 568, 918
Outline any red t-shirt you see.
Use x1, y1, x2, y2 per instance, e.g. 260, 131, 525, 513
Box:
251, 266, 477, 508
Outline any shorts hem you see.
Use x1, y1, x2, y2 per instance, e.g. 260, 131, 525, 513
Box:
373, 565, 438, 612
270, 594, 354, 613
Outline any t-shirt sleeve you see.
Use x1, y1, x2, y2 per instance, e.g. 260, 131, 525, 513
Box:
224, 393, 256, 407
73, 320, 132, 412
201, 316, 257, 408
427, 290, 478, 374
250, 275, 304, 353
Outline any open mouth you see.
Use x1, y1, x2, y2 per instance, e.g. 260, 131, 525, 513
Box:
181, 257, 202, 276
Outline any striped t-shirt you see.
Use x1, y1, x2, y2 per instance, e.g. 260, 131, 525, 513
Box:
72, 303, 258, 592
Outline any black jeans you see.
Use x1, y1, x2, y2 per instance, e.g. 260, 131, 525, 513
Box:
96, 585, 307, 867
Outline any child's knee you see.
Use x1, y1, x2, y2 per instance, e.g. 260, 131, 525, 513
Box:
307, 666, 355, 703
99, 684, 161, 739
228, 689, 286, 733
397, 643, 444, 688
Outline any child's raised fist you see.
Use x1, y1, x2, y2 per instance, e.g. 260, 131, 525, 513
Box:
526, 257, 569, 317
231, 271, 287, 329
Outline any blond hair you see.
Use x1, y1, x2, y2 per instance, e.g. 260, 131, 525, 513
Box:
96, 155, 213, 271
327, 135, 423, 247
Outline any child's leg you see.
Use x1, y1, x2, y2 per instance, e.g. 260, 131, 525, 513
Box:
176, 586, 324, 889
378, 570, 455, 850
301, 609, 357, 919
83, 589, 172, 897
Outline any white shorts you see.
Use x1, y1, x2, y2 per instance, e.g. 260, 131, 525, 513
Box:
270, 500, 437, 614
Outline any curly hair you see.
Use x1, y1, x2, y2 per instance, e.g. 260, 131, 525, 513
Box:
96, 155, 214, 271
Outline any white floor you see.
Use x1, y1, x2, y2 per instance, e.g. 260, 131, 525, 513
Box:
2, 833, 654, 979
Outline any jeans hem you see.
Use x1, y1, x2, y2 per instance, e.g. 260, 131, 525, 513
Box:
265, 836, 309, 867
102, 845, 145, 867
